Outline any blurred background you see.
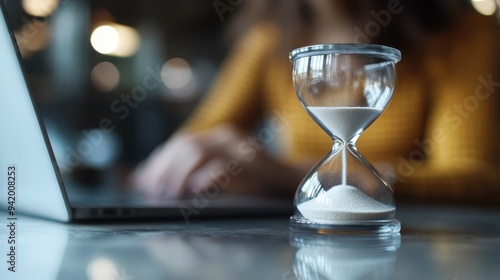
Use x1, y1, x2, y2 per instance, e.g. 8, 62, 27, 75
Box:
4, 0, 236, 172
3, 0, 500, 175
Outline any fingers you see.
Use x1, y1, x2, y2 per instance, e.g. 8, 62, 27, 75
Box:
130, 137, 184, 194
185, 157, 227, 195
130, 125, 244, 199
131, 132, 207, 198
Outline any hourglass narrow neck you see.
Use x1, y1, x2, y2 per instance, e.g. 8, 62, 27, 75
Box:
307, 106, 381, 143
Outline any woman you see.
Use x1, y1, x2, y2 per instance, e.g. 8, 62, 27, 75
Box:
132, 0, 500, 204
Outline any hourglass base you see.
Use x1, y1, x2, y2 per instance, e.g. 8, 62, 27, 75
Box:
289, 215, 401, 234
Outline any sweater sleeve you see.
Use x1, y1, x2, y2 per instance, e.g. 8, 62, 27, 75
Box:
181, 23, 277, 133
396, 12, 500, 204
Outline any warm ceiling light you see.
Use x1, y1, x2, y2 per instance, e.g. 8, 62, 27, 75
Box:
22, 0, 59, 17
90, 25, 119, 55
90, 23, 140, 57
471, 0, 497, 16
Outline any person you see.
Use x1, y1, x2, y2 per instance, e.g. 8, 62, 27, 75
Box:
131, 0, 500, 204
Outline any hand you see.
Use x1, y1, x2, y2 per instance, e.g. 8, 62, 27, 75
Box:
129, 124, 310, 199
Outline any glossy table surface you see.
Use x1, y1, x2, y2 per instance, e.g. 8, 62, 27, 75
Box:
1, 204, 500, 280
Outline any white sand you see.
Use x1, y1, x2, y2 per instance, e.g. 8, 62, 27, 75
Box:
297, 185, 394, 223
307, 107, 381, 141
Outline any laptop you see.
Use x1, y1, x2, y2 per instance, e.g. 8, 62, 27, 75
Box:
0, 2, 292, 222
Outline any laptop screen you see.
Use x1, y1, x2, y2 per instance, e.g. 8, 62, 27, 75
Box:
0, 1, 71, 221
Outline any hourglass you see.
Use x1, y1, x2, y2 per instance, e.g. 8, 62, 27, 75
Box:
289, 44, 401, 233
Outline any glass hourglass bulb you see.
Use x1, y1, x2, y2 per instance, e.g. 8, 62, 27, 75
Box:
289, 44, 401, 234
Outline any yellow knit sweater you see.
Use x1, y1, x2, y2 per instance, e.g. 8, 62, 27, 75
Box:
184, 11, 500, 203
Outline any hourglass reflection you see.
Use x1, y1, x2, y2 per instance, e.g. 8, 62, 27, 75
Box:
289, 44, 401, 233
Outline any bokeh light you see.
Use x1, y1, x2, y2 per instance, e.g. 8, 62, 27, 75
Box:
14, 21, 50, 58
161, 58, 193, 88
91, 62, 120, 92
471, 0, 497, 16
86, 257, 118, 280
22, 0, 59, 17
90, 24, 140, 57
90, 25, 119, 55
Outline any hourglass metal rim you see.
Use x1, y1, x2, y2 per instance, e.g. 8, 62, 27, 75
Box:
289, 43, 401, 63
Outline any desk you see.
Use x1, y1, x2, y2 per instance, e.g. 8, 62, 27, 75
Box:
1, 205, 500, 280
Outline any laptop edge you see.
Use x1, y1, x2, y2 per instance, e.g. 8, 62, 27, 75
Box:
0, 1, 72, 222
